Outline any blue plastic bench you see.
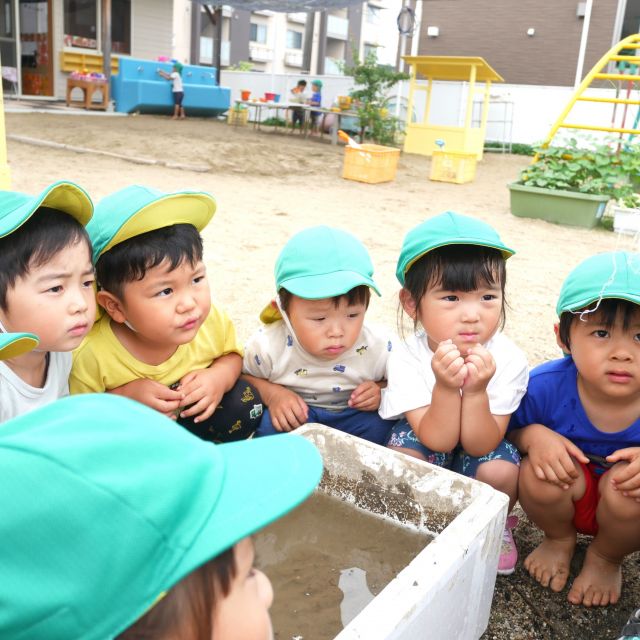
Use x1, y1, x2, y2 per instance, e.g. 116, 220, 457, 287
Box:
111, 57, 230, 116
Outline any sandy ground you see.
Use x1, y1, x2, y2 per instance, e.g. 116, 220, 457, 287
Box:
5, 111, 639, 639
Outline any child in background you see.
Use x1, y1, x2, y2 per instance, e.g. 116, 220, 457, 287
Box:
0, 393, 322, 639
243, 226, 396, 445
380, 212, 529, 575
290, 78, 307, 131
158, 60, 186, 120
308, 79, 323, 134
509, 252, 640, 607
70, 185, 262, 443
0, 182, 96, 423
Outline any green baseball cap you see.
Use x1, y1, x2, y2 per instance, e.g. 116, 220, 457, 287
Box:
88, 185, 216, 263
0, 181, 93, 238
0, 394, 322, 640
556, 251, 640, 316
396, 212, 515, 285
0, 332, 38, 359
260, 226, 380, 322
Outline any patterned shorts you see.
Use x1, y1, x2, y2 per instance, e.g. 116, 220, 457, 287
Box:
387, 418, 520, 478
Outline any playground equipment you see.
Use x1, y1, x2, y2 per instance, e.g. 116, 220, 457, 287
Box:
539, 33, 640, 150
402, 56, 503, 160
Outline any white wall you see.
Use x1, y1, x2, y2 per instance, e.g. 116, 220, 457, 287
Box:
172, 0, 193, 64
131, 0, 174, 61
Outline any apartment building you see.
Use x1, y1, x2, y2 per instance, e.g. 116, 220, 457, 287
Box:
402, 0, 640, 86
190, 0, 400, 76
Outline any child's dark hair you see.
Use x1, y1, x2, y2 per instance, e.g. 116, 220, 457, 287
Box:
401, 245, 507, 332
558, 298, 640, 350
279, 284, 370, 313
0, 207, 91, 311
96, 224, 203, 299
117, 547, 236, 640
296, 79, 307, 87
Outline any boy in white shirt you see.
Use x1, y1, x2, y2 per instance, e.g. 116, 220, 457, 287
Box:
243, 226, 395, 445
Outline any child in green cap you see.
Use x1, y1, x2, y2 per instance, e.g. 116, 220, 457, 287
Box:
308, 79, 323, 134
157, 60, 186, 119
0, 393, 322, 639
0, 182, 96, 423
380, 211, 528, 575
509, 251, 640, 607
70, 185, 262, 443
242, 225, 396, 444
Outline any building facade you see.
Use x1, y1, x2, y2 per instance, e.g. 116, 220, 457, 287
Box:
402, 0, 640, 86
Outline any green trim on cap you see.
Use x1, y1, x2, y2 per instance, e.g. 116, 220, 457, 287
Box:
556, 251, 640, 316
0, 181, 93, 238
0, 333, 39, 360
89, 186, 216, 263
396, 212, 514, 285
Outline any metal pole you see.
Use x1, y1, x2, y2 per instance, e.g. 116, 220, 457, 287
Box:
102, 0, 112, 82
574, 0, 593, 89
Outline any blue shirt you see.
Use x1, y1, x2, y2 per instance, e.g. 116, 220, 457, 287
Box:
508, 356, 640, 458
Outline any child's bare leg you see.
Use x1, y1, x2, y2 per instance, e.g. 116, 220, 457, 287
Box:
568, 465, 640, 607
519, 456, 585, 592
172, 104, 179, 120
476, 459, 518, 511
180, 106, 186, 119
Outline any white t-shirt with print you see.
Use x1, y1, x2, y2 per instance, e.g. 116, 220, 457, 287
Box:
243, 321, 394, 410
0, 351, 71, 423
379, 331, 528, 420
170, 71, 183, 92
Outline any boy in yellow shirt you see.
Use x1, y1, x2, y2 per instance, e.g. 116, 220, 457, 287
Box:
70, 185, 262, 442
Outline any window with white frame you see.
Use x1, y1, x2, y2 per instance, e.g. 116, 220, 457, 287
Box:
286, 29, 302, 49
250, 23, 268, 44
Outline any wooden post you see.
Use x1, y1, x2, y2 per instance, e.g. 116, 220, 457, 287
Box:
102, 0, 112, 83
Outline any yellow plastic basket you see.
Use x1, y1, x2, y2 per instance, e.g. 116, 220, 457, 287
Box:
227, 109, 249, 126
342, 144, 400, 184
429, 150, 477, 184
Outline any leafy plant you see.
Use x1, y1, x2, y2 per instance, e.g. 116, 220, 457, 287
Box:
341, 52, 409, 146
518, 136, 640, 203
227, 60, 253, 72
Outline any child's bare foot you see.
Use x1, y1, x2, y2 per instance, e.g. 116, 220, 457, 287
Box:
568, 547, 622, 607
524, 535, 575, 592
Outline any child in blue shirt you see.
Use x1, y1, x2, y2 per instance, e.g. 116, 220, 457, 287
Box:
309, 79, 323, 134
509, 252, 640, 607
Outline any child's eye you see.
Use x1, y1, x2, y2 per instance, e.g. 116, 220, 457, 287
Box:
83, 278, 95, 288
634, 333, 640, 342
592, 329, 609, 338
192, 275, 205, 285
442, 295, 458, 302
47, 285, 63, 293
312, 317, 326, 322
156, 288, 173, 297
482, 294, 498, 301
348, 312, 361, 319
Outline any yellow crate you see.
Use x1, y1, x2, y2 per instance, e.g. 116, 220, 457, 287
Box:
227, 109, 249, 126
342, 144, 400, 184
429, 150, 477, 184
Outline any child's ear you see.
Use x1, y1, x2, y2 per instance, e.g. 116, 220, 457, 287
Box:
399, 288, 418, 320
96, 291, 127, 324
554, 322, 571, 355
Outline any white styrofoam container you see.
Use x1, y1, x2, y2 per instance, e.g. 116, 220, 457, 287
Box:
296, 424, 508, 640
613, 205, 640, 236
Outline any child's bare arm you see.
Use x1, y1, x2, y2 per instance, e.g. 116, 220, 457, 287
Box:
109, 379, 183, 419
241, 374, 308, 431
607, 447, 640, 500
157, 69, 171, 80
348, 380, 384, 411
511, 423, 589, 489
178, 352, 242, 423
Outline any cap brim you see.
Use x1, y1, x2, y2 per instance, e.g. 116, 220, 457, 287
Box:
177, 433, 322, 582
0, 333, 39, 359
558, 292, 640, 315
101, 192, 215, 258
280, 271, 381, 300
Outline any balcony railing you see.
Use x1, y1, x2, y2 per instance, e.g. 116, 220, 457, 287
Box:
249, 44, 273, 62
327, 15, 348, 40
285, 50, 303, 67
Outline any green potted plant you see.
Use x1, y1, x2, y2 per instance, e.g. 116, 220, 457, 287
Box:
508, 137, 640, 229
611, 192, 640, 235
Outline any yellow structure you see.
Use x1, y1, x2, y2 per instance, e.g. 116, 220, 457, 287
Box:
402, 56, 503, 160
0, 75, 10, 189
539, 33, 640, 150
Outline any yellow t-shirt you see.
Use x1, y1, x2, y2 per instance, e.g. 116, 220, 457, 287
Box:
70, 304, 242, 394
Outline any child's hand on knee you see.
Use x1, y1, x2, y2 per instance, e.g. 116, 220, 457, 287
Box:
268, 387, 309, 432
607, 447, 640, 500
527, 425, 588, 489
432, 339, 467, 389
348, 380, 382, 411
462, 344, 496, 394
110, 378, 183, 419
178, 369, 225, 423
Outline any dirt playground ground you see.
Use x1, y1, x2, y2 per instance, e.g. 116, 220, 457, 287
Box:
5, 111, 639, 639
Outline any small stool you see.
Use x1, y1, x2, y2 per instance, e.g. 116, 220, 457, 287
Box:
66, 78, 109, 110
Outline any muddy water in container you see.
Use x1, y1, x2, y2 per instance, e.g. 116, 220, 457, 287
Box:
255, 491, 432, 640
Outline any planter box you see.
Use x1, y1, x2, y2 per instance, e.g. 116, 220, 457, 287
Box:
508, 182, 610, 229
612, 205, 640, 235
294, 425, 508, 640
